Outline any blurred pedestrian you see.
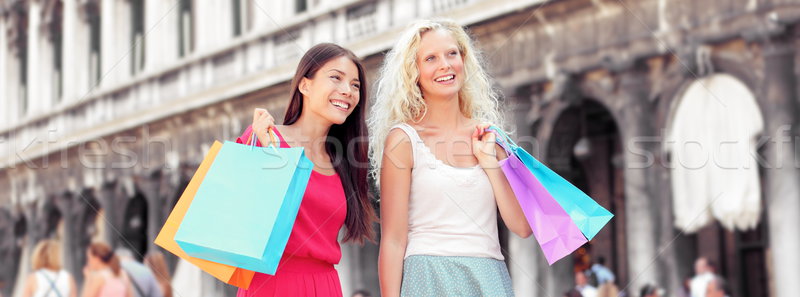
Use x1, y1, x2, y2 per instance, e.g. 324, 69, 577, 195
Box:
639, 284, 664, 297
564, 288, 584, 297
690, 257, 716, 297
21, 239, 77, 297
143, 252, 172, 297
677, 274, 692, 297
116, 248, 162, 297
575, 271, 598, 297
351, 289, 371, 297
596, 282, 619, 297
169, 259, 201, 297
591, 256, 615, 285
705, 275, 730, 297
81, 242, 134, 297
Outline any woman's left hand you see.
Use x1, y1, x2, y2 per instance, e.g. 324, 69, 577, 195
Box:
472, 123, 499, 168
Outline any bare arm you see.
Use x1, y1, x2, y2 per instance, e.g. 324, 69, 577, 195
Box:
473, 124, 532, 238
69, 275, 78, 297
21, 274, 35, 297
378, 129, 413, 297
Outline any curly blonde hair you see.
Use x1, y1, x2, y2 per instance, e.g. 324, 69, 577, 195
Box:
368, 19, 504, 181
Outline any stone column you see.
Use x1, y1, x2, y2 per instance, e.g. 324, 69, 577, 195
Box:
62, 0, 79, 103
143, 0, 178, 72
58, 191, 81, 283
617, 64, 664, 295
97, 181, 122, 247
192, 1, 212, 52
26, 1, 41, 116
100, 0, 117, 87
761, 35, 800, 297
375, 0, 391, 32
143, 0, 158, 72
0, 18, 7, 128
392, 0, 415, 25
506, 85, 543, 297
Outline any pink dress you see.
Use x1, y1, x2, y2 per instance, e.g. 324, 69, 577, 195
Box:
235, 126, 347, 297
96, 269, 128, 297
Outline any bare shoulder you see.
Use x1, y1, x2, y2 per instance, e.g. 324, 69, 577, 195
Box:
385, 127, 413, 148
272, 124, 289, 135
271, 124, 291, 142
25, 273, 37, 287
383, 127, 413, 167
273, 124, 287, 130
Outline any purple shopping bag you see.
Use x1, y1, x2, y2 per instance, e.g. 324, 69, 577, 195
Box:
496, 137, 587, 265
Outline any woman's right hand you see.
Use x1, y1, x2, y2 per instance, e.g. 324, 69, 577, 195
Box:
252, 108, 275, 145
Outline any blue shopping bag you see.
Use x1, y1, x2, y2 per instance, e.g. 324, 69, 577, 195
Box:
174, 131, 313, 274
490, 127, 613, 240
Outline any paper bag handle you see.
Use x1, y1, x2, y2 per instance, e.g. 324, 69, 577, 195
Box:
247, 127, 279, 151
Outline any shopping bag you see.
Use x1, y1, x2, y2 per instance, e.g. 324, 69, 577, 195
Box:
492, 134, 588, 264
173, 130, 313, 274
154, 141, 255, 288
490, 127, 613, 240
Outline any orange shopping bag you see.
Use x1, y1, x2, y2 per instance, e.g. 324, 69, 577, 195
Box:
154, 141, 255, 289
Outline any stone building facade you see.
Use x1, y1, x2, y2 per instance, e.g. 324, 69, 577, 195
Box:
2, 0, 799, 297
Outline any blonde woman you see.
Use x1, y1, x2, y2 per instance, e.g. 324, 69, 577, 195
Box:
21, 239, 77, 297
370, 19, 532, 297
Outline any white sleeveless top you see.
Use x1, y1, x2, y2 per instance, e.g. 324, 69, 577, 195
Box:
392, 123, 504, 260
33, 269, 71, 297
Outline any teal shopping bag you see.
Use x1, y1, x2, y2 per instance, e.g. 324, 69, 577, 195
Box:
174, 135, 312, 274
490, 127, 613, 240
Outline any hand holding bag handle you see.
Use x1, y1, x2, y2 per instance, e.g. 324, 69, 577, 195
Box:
246, 127, 279, 151
487, 126, 516, 156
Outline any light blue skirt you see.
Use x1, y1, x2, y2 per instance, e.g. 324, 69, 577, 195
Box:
401, 255, 514, 297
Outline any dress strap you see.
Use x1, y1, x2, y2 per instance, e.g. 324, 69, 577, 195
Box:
38, 270, 63, 297
389, 123, 422, 166
390, 123, 423, 142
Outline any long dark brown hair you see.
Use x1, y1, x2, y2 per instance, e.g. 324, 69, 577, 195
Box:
283, 43, 375, 243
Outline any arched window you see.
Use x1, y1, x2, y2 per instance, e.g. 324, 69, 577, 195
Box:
46, 0, 64, 102
131, 0, 145, 75
179, 0, 194, 57
666, 74, 764, 233
666, 74, 768, 297
11, 1, 29, 115
546, 100, 627, 287
86, 1, 101, 88
232, 0, 252, 37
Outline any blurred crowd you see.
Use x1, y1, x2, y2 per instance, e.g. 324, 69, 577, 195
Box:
10, 239, 171, 297
10, 238, 735, 297
564, 257, 731, 297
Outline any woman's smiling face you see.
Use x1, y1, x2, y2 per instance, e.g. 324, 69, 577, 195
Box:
416, 29, 465, 101
300, 56, 362, 125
